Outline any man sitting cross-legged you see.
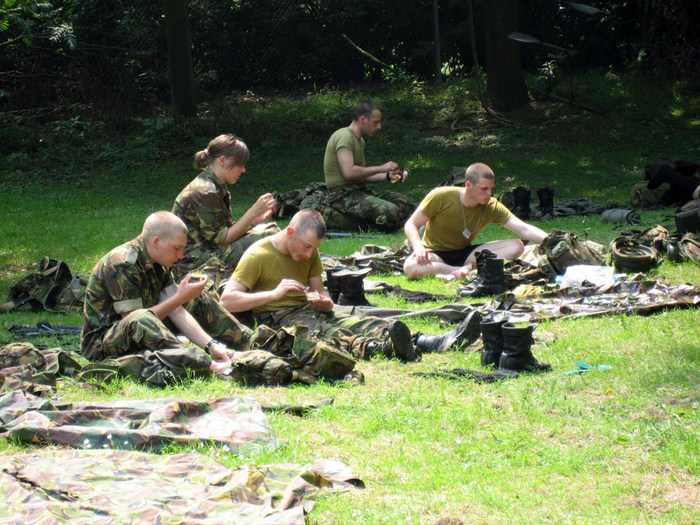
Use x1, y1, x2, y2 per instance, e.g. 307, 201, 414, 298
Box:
219, 209, 481, 362
404, 162, 548, 280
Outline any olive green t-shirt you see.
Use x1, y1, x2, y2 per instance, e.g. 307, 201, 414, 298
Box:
323, 127, 365, 188
419, 187, 513, 251
231, 237, 323, 313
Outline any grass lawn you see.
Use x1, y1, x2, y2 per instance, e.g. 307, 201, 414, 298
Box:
0, 69, 698, 523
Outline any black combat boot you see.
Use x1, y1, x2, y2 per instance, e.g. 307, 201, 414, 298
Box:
336, 268, 373, 306
458, 250, 506, 297
480, 318, 507, 368
414, 310, 482, 354
498, 322, 551, 372
324, 267, 346, 303
362, 320, 420, 362
536, 187, 555, 219
512, 186, 531, 220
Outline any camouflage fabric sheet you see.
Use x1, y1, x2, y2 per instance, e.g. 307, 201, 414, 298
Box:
334, 281, 700, 322
0, 390, 277, 453
484, 280, 700, 321
0, 449, 364, 524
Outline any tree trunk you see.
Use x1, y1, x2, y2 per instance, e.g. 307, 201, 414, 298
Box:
483, 0, 529, 111
163, 0, 196, 117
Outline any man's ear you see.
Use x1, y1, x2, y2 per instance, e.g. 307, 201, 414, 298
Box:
286, 226, 295, 236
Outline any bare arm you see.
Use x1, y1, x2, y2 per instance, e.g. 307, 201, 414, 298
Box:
404, 209, 432, 264
337, 148, 399, 183
148, 273, 207, 320
503, 217, 548, 244
223, 193, 276, 244
167, 306, 213, 349
219, 278, 306, 313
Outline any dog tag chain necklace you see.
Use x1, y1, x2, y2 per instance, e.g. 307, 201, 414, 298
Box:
460, 191, 482, 239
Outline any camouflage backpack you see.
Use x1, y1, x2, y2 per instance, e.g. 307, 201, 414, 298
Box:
629, 181, 670, 208
537, 229, 606, 276
1, 257, 86, 314
0, 342, 83, 394
228, 349, 295, 386
250, 324, 356, 382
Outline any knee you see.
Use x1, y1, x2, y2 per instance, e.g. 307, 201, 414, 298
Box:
403, 257, 426, 279
510, 240, 525, 259
119, 309, 164, 338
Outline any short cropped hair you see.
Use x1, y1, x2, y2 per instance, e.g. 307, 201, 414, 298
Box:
353, 101, 383, 121
193, 133, 250, 170
290, 209, 326, 240
142, 211, 187, 242
465, 163, 495, 185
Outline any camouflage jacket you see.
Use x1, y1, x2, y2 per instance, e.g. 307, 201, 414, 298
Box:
81, 236, 176, 359
172, 167, 233, 255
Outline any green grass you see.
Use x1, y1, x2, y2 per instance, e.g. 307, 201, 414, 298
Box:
1, 69, 699, 523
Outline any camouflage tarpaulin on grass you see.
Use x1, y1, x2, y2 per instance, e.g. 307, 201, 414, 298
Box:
0, 449, 364, 524
0, 390, 277, 452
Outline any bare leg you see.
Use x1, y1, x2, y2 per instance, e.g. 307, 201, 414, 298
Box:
465, 239, 525, 267
404, 253, 471, 279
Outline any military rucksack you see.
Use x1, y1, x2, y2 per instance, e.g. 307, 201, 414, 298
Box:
538, 229, 606, 276
249, 324, 356, 382
1, 257, 86, 314
629, 180, 670, 208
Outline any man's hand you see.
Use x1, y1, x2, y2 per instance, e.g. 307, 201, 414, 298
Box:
412, 247, 432, 265
381, 161, 399, 173
273, 278, 306, 299
250, 193, 277, 225
209, 341, 232, 363
307, 293, 334, 312
177, 273, 208, 302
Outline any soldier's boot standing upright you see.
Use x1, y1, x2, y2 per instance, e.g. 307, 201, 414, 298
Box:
459, 250, 506, 297
513, 186, 531, 220
324, 267, 346, 303
414, 310, 482, 353
498, 322, 551, 372
480, 317, 507, 367
536, 187, 555, 219
336, 268, 373, 306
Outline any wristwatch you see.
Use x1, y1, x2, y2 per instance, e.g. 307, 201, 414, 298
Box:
204, 339, 220, 352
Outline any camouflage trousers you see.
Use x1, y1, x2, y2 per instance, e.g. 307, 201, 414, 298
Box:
96, 290, 253, 361
252, 304, 396, 360
300, 185, 416, 232
173, 224, 280, 281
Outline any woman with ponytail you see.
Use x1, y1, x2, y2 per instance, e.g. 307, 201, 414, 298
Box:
172, 134, 278, 283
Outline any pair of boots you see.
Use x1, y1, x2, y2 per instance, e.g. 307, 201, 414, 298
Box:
458, 250, 506, 298
480, 318, 551, 373
325, 267, 373, 306
364, 310, 482, 362
502, 186, 555, 220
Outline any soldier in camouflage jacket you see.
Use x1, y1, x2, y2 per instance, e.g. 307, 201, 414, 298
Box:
81, 211, 252, 375
171, 134, 278, 280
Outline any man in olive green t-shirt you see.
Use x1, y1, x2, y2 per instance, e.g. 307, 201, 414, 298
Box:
220, 209, 481, 361
404, 163, 548, 279
318, 101, 416, 232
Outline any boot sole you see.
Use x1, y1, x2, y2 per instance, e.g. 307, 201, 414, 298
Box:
389, 321, 420, 362
454, 310, 483, 349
